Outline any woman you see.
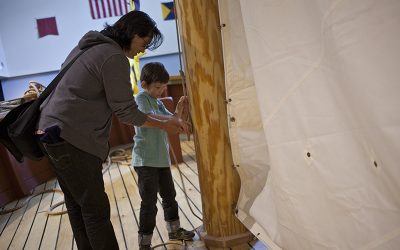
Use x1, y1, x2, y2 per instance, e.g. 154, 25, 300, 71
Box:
37, 11, 184, 250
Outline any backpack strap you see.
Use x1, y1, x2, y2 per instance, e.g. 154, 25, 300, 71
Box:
38, 48, 90, 103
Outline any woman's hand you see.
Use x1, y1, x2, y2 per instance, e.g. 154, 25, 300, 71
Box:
164, 116, 189, 134
163, 117, 182, 134
144, 114, 181, 134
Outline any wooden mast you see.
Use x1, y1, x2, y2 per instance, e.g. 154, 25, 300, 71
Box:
175, 1, 252, 248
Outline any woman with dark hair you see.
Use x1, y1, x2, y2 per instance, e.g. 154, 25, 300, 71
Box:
37, 11, 185, 250
100, 10, 163, 52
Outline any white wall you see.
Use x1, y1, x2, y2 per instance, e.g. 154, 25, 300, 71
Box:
1, 53, 183, 100
0, 0, 179, 78
0, 33, 8, 77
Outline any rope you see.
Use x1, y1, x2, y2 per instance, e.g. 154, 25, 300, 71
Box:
0, 143, 201, 220
169, 2, 260, 248
173, 0, 193, 141
173, 0, 202, 224
0, 189, 64, 216
169, 137, 202, 222
173, 0, 186, 97
151, 241, 186, 249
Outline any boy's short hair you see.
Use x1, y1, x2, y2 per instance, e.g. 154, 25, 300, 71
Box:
140, 62, 169, 84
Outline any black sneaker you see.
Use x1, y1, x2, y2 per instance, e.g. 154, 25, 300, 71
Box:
168, 228, 195, 241
139, 245, 151, 250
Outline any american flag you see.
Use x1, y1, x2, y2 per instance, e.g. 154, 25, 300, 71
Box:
88, 0, 129, 19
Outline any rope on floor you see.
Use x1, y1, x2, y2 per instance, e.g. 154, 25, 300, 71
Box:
151, 241, 186, 249
0, 143, 202, 220
0, 146, 129, 216
0, 189, 64, 216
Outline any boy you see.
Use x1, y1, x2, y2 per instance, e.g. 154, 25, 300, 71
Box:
132, 62, 195, 250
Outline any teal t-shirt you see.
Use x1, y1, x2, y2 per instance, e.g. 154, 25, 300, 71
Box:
132, 91, 173, 168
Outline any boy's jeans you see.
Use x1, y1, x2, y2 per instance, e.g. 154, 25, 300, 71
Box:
43, 140, 119, 250
135, 166, 179, 235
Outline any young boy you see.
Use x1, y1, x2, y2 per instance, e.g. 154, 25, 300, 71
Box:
132, 62, 194, 250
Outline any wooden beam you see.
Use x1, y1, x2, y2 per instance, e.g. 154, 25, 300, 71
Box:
175, 1, 252, 249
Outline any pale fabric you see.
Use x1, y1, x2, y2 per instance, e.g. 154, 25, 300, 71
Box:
219, 0, 400, 249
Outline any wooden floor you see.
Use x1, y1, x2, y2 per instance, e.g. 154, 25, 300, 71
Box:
0, 140, 266, 250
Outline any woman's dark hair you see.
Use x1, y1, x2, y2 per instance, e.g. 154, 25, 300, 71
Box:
141, 62, 169, 84
101, 11, 163, 51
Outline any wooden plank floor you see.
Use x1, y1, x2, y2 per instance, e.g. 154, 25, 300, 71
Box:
0, 140, 267, 250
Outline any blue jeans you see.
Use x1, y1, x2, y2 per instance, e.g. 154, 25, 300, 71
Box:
135, 166, 179, 235
43, 140, 119, 250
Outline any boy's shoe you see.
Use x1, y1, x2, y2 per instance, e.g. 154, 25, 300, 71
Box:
168, 228, 195, 241
139, 245, 151, 250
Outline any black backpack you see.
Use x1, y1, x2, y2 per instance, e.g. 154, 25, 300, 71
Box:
0, 49, 88, 162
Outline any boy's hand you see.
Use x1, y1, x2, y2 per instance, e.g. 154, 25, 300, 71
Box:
178, 119, 190, 134
175, 96, 189, 119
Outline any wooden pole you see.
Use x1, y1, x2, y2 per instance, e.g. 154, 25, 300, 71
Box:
175, 1, 252, 249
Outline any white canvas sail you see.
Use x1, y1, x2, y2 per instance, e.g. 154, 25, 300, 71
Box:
219, 0, 400, 249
